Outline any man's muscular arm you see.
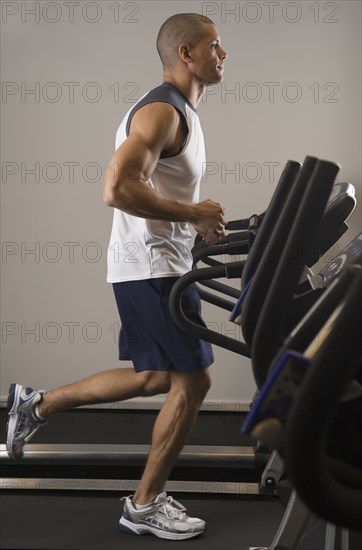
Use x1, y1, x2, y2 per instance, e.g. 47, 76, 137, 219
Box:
103, 102, 226, 242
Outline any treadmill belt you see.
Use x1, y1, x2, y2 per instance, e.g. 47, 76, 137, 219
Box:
0, 492, 328, 550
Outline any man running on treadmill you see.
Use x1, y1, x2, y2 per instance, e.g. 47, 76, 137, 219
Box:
6, 13, 227, 540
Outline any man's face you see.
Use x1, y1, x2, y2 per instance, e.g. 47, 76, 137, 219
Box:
187, 24, 227, 85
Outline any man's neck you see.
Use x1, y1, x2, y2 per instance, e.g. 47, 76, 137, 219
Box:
162, 75, 206, 109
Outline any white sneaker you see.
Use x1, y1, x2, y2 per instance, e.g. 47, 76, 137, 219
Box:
6, 383, 47, 459
119, 491, 206, 540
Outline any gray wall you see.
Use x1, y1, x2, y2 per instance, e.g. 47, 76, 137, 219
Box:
1, 0, 361, 408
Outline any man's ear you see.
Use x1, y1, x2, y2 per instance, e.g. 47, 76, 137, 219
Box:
179, 44, 193, 64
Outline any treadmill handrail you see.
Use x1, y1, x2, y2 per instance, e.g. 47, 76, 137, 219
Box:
264, 265, 358, 380
240, 159, 303, 290
196, 278, 242, 300
169, 265, 251, 357
250, 158, 340, 388
241, 156, 317, 348
195, 284, 237, 312
285, 266, 362, 529
192, 239, 249, 266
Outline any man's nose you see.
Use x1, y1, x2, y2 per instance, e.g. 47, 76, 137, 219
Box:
219, 47, 227, 60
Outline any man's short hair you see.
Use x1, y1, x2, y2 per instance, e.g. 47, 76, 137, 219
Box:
156, 13, 215, 69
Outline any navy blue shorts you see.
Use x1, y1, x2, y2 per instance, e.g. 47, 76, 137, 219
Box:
112, 277, 214, 373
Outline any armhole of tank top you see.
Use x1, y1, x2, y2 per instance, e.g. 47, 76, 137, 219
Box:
125, 100, 190, 160
125, 88, 189, 138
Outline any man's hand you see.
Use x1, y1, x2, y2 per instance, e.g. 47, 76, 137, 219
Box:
191, 199, 227, 245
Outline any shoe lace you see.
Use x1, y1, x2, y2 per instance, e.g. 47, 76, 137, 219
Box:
158, 496, 186, 520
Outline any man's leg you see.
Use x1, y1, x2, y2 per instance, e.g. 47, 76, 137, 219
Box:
37, 368, 170, 418
6, 369, 170, 460
133, 368, 212, 504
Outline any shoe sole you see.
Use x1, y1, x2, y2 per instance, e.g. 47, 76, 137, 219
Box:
6, 384, 24, 460
119, 516, 204, 540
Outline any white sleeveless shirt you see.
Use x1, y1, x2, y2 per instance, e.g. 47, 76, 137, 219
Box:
106, 83, 206, 282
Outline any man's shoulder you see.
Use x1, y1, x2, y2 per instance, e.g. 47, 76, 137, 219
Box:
125, 83, 188, 136
137, 83, 187, 113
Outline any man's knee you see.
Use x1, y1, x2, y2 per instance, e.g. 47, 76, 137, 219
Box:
198, 368, 212, 396
171, 368, 212, 402
139, 371, 170, 396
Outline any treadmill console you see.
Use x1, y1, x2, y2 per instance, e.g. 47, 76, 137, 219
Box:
308, 233, 362, 289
